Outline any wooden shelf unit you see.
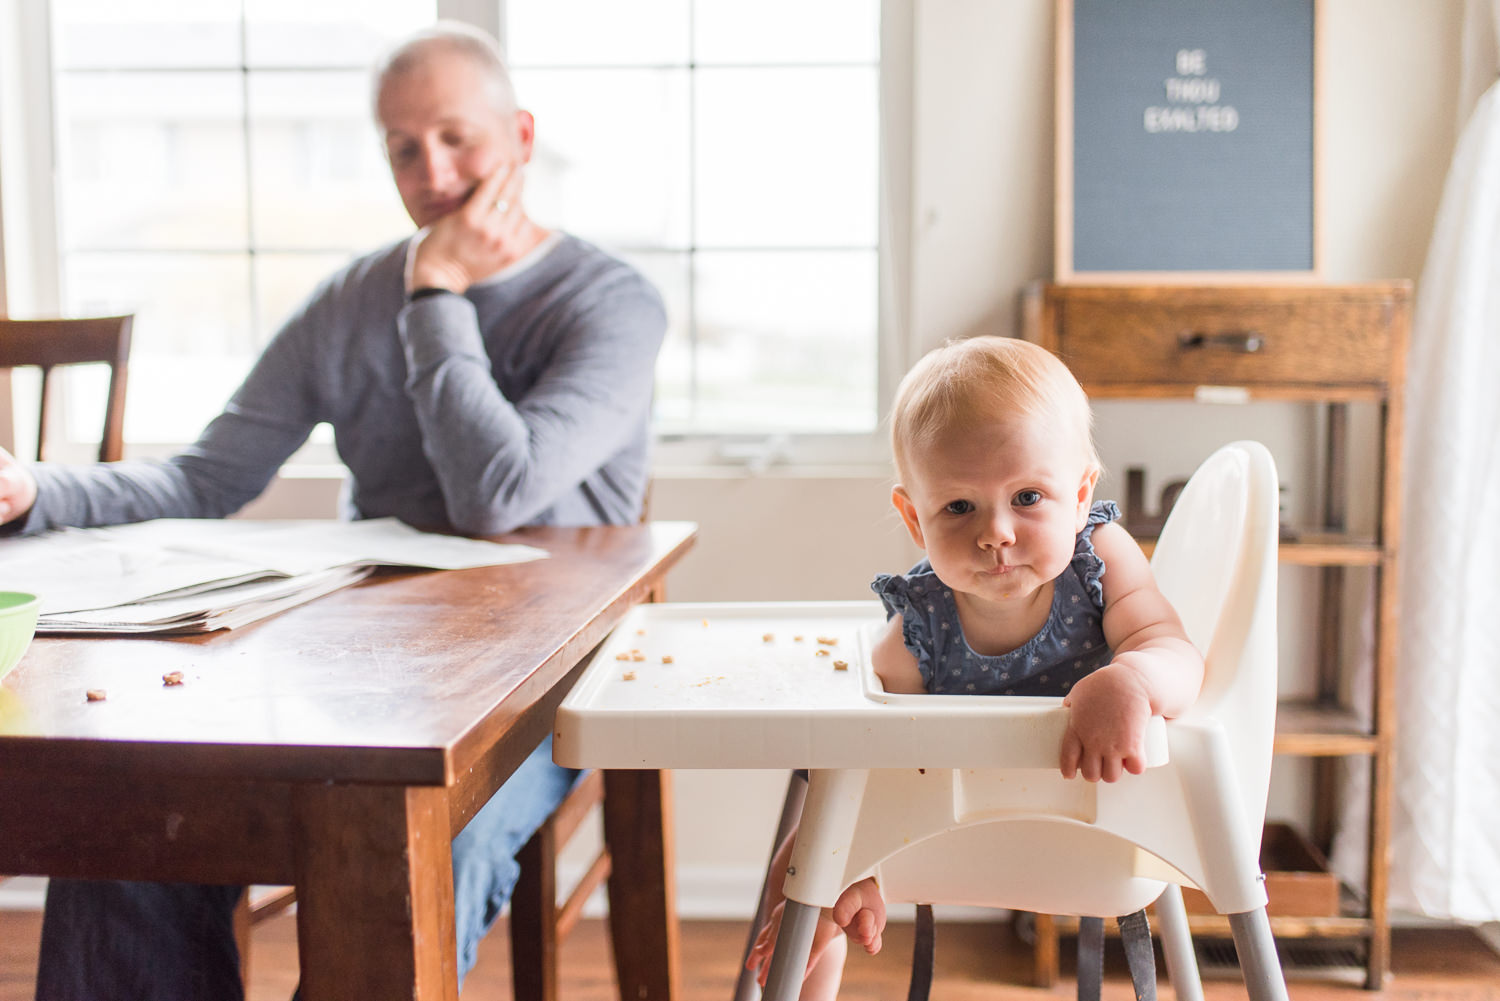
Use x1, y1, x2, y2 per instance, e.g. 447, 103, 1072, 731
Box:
1021, 280, 1410, 990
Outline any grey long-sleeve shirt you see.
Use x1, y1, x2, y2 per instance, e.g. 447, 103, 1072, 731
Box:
18, 233, 666, 535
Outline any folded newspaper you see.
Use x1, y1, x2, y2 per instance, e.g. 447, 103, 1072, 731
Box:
0, 518, 548, 635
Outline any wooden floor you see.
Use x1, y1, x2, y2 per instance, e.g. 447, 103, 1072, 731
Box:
2, 909, 1497, 1001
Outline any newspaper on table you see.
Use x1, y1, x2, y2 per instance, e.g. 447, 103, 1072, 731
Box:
0, 518, 548, 635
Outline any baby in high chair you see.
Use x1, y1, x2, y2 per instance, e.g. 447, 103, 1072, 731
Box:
746, 335, 1206, 998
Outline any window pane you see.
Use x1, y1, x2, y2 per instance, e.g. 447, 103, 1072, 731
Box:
506, 0, 689, 67
55, 72, 248, 250
694, 68, 877, 248
514, 68, 690, 249
52, 0, 242, 69
614, 251, 691, 424
245, 0, 435, 68
254, 252, 357, 345
249, 73, 411, 248
689, 250, 876, 433
62, 252, 257, 441
693, 0, 878, 65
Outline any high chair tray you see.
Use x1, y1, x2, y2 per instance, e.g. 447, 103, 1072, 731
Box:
553, 601, 1166, 771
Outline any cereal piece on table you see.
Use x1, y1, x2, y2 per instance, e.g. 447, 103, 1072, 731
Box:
85, 689, 107, 702
661, 655, 674, 664
762, 632, 774, 642
815, 649, 830, 657
622, 671, 637, 681
817, 636, 838, 646
833, 660, 849, 671
615, 652, 632, 661
701, 618, 709, 627
794, 635, 804, 642
162, 671, 185, 686
631, 652, 646, 662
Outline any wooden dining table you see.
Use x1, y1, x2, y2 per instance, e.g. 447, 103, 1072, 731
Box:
0, 520, 697, 1001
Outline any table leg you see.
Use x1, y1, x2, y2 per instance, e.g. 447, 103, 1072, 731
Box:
602, 769, 680, 1001
292, 784, 458, 1001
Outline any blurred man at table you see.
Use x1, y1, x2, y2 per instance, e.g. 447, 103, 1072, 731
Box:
0, 21, 664, 1001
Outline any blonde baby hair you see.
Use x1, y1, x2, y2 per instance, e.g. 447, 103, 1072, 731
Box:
890, 336, 1100, 482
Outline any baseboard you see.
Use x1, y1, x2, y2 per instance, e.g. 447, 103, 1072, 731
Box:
0, 876, 46, 911
0, 869, 1008, 925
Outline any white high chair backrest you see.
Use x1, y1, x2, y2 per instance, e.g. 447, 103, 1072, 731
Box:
1149, 440, 1281, 843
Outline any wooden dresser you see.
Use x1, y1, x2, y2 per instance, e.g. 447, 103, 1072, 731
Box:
1021, 281, 1411, 989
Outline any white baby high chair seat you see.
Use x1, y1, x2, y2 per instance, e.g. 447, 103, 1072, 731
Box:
552, 440, 1288, 1001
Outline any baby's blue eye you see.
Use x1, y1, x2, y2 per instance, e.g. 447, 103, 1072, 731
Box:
945, 500, 974, 515
1013, 489, 1043, 507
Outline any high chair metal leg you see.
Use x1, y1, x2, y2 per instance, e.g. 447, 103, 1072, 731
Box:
1077, 917, 1105, 1001
735, 771, 808, 1001
762, 901, 821, 1001
1153, 885, 1204, 1001
1228, 908, 1290, 1001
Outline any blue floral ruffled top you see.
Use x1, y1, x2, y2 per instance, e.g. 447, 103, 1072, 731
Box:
870, 501, 1121, 696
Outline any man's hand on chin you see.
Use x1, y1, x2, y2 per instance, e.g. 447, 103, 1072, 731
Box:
406, 162, 531, 294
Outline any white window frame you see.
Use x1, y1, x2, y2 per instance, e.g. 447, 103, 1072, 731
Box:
0, 0, 912, 475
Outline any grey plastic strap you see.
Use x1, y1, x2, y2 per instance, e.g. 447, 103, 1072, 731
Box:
1119, 908, 1158, 1001
906, 903, 935, 1001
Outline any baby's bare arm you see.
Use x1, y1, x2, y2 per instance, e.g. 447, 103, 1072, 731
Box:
871, 616, 924, 693
1061, 522, 1205, 781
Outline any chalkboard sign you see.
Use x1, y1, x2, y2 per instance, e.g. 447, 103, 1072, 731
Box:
1056, 0, 1319, 280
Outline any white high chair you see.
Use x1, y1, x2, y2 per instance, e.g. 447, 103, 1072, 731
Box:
552, 441, 1287, 1001
759, 440, 1287, 1001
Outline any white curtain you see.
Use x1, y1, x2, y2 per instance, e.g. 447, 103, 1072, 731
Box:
1387, 0, 1500, 921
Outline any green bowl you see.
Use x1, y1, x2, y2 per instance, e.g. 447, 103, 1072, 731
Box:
0, 592, 40, 681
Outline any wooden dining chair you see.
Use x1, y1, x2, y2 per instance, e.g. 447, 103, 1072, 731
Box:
0, 314, 134, 925
0, 315, 134, 462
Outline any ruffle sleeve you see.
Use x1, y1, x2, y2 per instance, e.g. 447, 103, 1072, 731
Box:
1073, 500, 1122, 610
871, 565, 939, 685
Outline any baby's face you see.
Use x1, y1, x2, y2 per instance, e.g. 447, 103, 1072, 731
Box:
894, 414, 1096, 611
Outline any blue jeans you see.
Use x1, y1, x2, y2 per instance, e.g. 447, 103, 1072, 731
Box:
34, 736, 580, 1001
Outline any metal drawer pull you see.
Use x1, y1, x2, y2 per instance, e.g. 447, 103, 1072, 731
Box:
1176, 330, 1265, 353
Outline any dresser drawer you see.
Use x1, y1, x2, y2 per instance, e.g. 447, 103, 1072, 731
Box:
1039, 288, 1401, 392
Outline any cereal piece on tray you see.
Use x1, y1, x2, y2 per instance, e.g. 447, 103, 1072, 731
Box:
162, 671, 185, 687
85, 689, 108, 702
833, 660, 849, 671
